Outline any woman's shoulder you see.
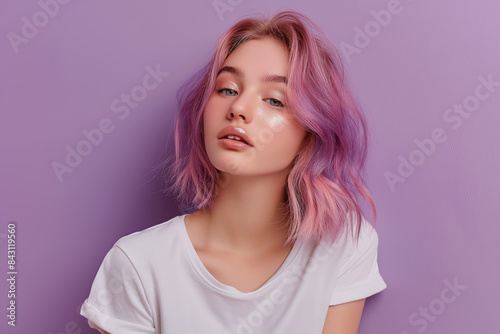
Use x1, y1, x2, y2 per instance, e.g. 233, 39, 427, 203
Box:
113, 214, 186, 254
330, 215, 381, 266
315, 214, 380, 259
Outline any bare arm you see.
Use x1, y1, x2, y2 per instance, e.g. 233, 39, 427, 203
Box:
322, 298, 366, 334
88, 320, 111, 334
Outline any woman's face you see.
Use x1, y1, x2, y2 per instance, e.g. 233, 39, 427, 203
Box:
203, 37, 308, 177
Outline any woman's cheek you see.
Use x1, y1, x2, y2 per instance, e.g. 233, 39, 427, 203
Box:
258, 109, 286, 133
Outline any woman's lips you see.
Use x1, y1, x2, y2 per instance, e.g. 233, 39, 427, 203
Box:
217, 126, 254, 147
218, 138, 253, 151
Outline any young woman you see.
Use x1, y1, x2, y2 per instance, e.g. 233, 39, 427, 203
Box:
81, 10, 387, 334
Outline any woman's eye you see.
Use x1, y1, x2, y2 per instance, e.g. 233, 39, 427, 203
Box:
218, 88, 238, 96
265, 98, 284, 108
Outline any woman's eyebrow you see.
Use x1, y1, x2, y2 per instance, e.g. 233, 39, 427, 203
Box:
217, 66, 288, 85
217, 65, 241, 77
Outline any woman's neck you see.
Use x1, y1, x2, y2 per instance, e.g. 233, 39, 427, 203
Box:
199, 170, 292, 254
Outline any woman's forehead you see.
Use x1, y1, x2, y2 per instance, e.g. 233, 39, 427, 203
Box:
220, 38, 290, 78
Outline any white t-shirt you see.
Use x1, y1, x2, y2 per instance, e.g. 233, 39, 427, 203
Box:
80, 214, 387, 334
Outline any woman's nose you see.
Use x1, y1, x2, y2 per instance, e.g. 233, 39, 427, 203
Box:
226, 92, 255, 122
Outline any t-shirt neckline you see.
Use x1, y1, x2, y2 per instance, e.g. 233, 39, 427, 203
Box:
179, 213, 303, 297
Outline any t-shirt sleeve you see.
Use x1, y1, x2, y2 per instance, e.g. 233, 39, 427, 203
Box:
329, 220, 387, 305
80, 245, 155, 334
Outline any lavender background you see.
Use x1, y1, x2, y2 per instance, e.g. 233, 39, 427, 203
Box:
1, 0, 499, 333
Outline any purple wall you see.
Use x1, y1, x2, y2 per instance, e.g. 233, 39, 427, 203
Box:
1, 0, 499, 333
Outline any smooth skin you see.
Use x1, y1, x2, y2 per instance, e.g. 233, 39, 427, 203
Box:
87, 37, 367, 333
322, 299, 366, 333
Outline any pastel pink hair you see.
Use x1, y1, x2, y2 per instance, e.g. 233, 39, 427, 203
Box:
162, 10, 377, 246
